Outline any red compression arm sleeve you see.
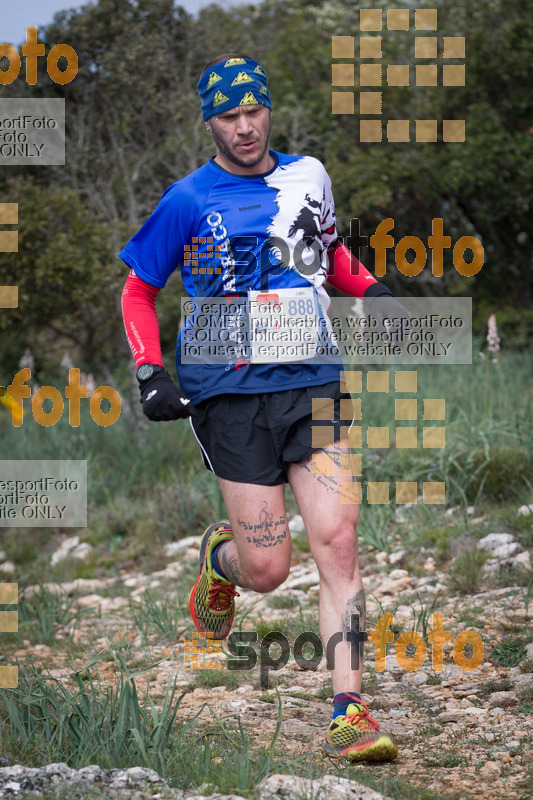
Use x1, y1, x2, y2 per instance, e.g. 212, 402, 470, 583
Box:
326, 241, 378, 297
121, 270, 164, 368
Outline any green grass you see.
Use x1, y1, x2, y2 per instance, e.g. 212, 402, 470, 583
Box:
187, 666, 243, 692
314, 679, 333, 700
356, 351, 533, 512
268, 594, 300, 610
1, 351, 532, 800
0, 583, 94, 648
423, 747, 467, 769
445, 549, 489, 595
0, 653, 190, 774
489, 634, 529, 668
128, 588, 191, 644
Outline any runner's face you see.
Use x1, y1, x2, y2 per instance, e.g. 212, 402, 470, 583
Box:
208, 104, 272, 174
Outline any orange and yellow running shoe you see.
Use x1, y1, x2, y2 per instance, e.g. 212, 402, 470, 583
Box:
189, 522, 239, 640
323, 699, 398, 762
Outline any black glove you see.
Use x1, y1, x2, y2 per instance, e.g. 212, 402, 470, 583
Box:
364, 282, 411, 345
139, 370, 195, 421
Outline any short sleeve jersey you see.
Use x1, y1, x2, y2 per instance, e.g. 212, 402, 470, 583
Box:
119, 150, 343, 403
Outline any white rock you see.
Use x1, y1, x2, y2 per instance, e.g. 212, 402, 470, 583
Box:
411, 671, 429, 686
518, 504, 533, 516
50, 536, 93, 566
388, 709, 404, 719
482, 558, 499, 576
438, 710, 464, 722
492, 542, 521, 559
76, 594, 128, 612
0, 550, 6, 561
258, 773, 391, 800
389, 568, 409, 580
418, 582, 447, 595
394, 604, 413, 618
0, 561, 15, 575
477, 533, 515, 552
377, 578, 410, 595
163, 536, 201, 556
384, 654, 405, 676
151, 563, 182, 579
284, 570, 320, 590
53, 577, 115, 596
416, 576, 436, 587
395, 508, 408, 523
389, 550, 405, 565
375, 551, 389, 565
466, 506, 475, 515
525, 642, 533, 660
288, 515, 305, 533
488, 691, 516, 708
481, 762, 500, 775
511, 551, 531, 570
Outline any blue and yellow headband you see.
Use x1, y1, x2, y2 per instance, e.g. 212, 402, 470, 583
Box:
197, 57, 272, 121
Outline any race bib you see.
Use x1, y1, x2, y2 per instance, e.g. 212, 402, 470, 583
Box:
248, 287, 321, 363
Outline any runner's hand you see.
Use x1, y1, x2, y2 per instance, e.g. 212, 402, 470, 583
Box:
139, 370, 195, 421
364, 283, 411, 344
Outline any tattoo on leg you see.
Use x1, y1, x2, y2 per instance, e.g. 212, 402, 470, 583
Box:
342, 588, 366, 635
299, 446, 360, 502
237, 501, 288, 548
342, 589, 367, 670
218, 544, 243, 585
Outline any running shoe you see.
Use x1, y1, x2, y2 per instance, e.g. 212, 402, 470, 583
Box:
323, 698, 398, 762
189, 522, 239, 640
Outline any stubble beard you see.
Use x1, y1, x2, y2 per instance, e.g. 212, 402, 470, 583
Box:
211, 115, 272, 171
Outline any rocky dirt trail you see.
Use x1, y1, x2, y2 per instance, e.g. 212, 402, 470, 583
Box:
1, 516, 532, 800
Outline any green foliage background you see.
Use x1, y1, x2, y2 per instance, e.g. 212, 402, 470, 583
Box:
1, 0, 532, 378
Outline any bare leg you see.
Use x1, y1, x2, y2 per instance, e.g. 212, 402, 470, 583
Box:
287, 441, 363, 696
215, 478, 292, 593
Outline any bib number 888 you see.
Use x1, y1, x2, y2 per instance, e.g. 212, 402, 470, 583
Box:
288, 299, 315, 315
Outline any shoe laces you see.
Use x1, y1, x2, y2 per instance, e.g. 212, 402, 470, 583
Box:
208, 580, 239, 611
344, 701, 379, 731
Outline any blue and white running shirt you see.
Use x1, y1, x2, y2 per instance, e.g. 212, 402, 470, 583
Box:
119, 151, 343, 403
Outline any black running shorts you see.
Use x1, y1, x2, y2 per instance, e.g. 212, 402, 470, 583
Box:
189, 381, 355, 485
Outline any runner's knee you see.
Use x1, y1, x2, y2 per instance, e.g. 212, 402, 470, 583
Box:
244, 561, 291, 593
312, 521, 359, 573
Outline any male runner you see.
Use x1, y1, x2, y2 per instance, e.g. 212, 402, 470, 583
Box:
120, 54, 400, 763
